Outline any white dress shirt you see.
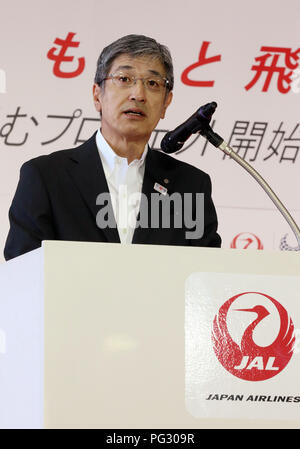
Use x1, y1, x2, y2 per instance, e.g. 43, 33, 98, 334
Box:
96, 129, 148, 244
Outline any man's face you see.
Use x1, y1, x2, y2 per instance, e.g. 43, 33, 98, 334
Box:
93, 54, 173, 144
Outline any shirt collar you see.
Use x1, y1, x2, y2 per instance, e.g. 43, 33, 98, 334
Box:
96, 129, 148, 176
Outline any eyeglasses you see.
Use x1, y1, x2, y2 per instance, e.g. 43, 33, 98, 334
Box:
99, 71, 169, 92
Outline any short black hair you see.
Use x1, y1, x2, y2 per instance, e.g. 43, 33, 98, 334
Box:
94, 34, 174, 92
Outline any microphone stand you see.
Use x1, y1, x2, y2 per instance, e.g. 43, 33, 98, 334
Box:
178, 124, 300, 249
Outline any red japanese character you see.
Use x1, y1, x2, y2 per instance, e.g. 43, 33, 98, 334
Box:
181, 41, 221, 87
47, 32, 85, 78
245, 46, 300, 93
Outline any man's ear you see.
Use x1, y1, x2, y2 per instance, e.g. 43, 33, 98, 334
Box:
93, 83, 102, 113
161, 91, 173, 119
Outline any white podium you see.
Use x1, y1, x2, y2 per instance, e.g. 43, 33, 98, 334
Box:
0, 241, 299, 429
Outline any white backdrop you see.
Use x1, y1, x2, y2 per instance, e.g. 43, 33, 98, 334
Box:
1, 0, 300, 261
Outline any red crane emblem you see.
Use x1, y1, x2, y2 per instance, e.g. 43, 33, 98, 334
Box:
212, 292, 295, 381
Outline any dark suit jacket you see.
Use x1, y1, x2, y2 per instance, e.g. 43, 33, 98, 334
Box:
4, 132, 221, 260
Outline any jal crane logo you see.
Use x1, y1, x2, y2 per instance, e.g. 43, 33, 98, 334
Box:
212, 292, 295, 381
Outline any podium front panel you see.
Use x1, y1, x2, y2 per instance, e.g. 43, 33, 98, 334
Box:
43, 241, 300, 429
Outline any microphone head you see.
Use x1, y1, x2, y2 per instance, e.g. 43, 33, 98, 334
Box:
160, 133, 183, 153
160, 101, 218, 154
197, 101, 217, 121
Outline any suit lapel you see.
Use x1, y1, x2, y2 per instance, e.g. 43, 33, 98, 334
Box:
65, 133, 120, 243
65, 137, 176, 245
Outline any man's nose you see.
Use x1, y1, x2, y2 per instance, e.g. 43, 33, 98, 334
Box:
129, 79, 146, 102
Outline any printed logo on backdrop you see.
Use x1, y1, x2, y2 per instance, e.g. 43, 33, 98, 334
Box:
212, 292, 295, 381
230, 232, 263, 250
279, 234, 300, 251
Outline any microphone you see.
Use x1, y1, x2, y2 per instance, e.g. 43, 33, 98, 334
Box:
161, 102, 218, 154
161, 100, 300, 248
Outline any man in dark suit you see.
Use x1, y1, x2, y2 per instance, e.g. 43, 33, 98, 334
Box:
4, 34, 221, 261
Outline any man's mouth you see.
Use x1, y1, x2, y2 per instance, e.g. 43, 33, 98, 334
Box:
123, 109, 146, 117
